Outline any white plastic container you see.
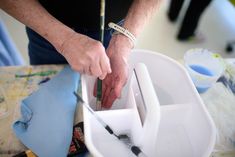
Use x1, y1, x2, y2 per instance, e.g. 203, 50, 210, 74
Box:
81, 49, 216, 157
184, 48, 224, 93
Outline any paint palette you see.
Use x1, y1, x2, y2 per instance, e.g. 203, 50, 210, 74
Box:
81, 50, 216, 157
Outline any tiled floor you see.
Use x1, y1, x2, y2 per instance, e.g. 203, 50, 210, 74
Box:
1, 0, 235, 65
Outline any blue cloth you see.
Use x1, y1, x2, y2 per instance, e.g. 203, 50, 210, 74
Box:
0, 19, 25, 66
13, 66, 80, 157
26, 27, 112, 65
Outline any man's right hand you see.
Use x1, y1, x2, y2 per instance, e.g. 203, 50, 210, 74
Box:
59, 32, 112, 80
0, 0, 111, 80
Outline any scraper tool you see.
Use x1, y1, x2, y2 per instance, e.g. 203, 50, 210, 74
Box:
96, 0, 106, 110
73, 92, 147, 157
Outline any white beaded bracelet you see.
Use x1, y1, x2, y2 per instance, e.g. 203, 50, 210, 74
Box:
108, 22, 136, 48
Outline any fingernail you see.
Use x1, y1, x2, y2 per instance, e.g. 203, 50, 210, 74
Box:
99, 76, 105, 80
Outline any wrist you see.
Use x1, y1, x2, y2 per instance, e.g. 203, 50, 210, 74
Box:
111, 34, 133, 50
108, 22, 136, 49
47, 24, 76, 54
108, 35, 132, 59
56, 30, 77, 55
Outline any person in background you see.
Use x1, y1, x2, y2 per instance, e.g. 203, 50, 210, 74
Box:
167, 0, 212, 41
0, 0, 161, 108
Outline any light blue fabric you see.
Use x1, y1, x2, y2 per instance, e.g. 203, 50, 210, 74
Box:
0, 19, 24, 66
13, 66, 80, 157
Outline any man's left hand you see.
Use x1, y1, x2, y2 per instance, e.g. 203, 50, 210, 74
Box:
94, 34, 133, 108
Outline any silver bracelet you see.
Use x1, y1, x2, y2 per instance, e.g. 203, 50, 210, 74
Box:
108, 22, 136, 48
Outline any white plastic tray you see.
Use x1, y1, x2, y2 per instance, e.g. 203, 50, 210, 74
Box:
81, 49, 216, 157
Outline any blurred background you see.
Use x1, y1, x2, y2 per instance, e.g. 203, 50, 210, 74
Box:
0, 0, 235, 65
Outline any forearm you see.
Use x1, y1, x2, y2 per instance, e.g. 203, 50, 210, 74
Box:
110, 0, 161, 56
124, 0, 161, 37
101, 0, 162, 107
0, 0, 75, 52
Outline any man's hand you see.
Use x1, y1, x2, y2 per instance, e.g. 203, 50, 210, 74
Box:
0, 0, 112, 80
59, 33, 112, 80
101, 52, 128, 108
94, 34, 132, 108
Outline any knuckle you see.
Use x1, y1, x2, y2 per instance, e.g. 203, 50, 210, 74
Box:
91, 70, 99, 77
96, 41, 103, 48
100, 73, 106, 80
96, 70, 102, 77
95, 43, 105, 54
113, 89, 119, 98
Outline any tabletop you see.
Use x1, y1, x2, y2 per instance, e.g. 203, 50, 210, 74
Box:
0, 62, 235, 157
0, 65, 64, 156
